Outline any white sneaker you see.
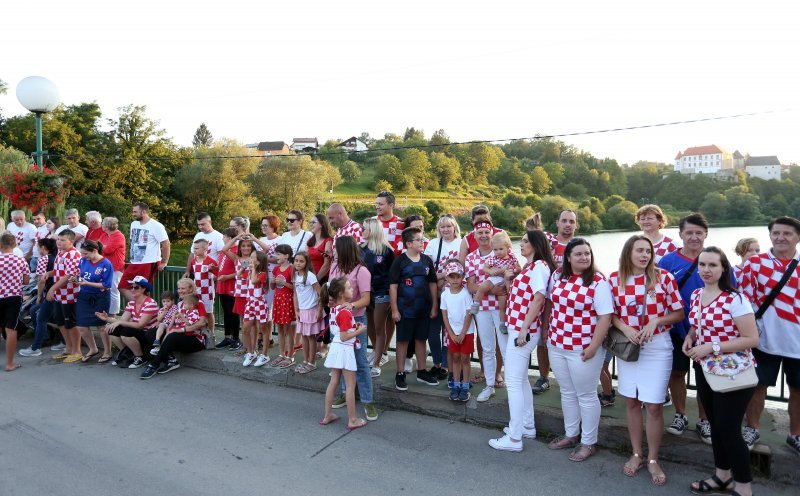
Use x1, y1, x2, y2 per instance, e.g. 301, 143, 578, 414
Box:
379, 353, 389, 366
488, 434, 522, 452
18, 346, 42, 357
253, 354, 270, 367
242, 353, 255, 366
477, 386, 495, 403
371, 366, 381, 378
404, 358, 414, 373
504, 426, 537, 439
50, 343, 66, 351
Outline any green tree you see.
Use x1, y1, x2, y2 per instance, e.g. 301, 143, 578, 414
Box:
625, 164, 662, 204
724, 186, 761, 221
491, 205, 535, 232
577, 206, 603, 234
764, 194, 790, 218
602, 200, 639, 230
430, 129, 451, 148
249, 155, 341, 214
338, 160, 361, 183
542, 162, 566, 188
424, 200, 445, 220
524, 194, 542, 211
192, 123, 213, 147
374, 154, 408, 191
429, 152, 460, 188
580, 197, 605, 216
699, 192, 729, 221
529, 166, 552, 195
502, 192, 527, 208
400, 204, 432, 227
540, 195, 577, 230
489, 158, 530, 190
400, 148, 434, 191
455, 142, 502, 184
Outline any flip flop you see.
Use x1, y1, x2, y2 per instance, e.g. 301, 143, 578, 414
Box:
346, 419, 367, 432
81, 351, 100, 363
98, 355, 113, 363
319, 415, 339, 426
5, 364, 22, 372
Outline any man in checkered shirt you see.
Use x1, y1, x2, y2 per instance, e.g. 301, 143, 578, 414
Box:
327, 203, 363, 244
45, 229, 83, 361
7, 210, 37, 263
741, 216, 800, 454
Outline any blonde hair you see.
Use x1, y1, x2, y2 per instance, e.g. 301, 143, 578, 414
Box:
525, 213, 543, 231
734, 237, 759, 257
618, 235, 659, 293
436, 214, 461, 239
490, 231, 512, 248
635, 204, 667, 229
362, 217, 392, 254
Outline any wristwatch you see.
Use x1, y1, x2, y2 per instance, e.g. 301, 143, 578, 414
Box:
712, 343, 721, 356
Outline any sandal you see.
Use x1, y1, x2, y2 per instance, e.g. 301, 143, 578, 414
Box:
279, 358, 295, 368
98, 355, 113, 363
470, 374, 485, 385
300, 363, 316, 374
5, 363, 22, 372
319, 415, 339, 426
623, 454, 644, 477
81, 351, 100, 363
270, 355, 286, 367
346, 418, 367, 432
548, 435, 579, 450
495, 378, 506, 388
690, 474, 732, 494
316, 351, 328, 359
568, 443, 597, 462
647, 460, 667, 486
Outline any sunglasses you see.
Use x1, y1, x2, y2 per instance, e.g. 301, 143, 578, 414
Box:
261, 224, 270, 228
130, 285, 143, 290
286, 218, 298, 223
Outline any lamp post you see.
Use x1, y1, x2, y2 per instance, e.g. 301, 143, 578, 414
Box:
15, 76, 60, 172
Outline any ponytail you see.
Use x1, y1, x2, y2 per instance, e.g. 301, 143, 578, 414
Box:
320, 276, 348, 309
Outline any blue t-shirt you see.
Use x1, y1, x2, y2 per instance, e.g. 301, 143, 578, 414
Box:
389, 253, 437, 319
658, 250, 736, 338
78, 257, 114, 295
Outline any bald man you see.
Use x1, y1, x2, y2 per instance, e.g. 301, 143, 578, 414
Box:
327, 203, 363, 244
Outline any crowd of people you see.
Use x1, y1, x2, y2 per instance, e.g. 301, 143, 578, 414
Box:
2, 195, 799, 496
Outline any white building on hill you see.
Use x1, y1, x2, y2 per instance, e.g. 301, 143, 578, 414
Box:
745, 155, 782, 181
674, 144, 732, 174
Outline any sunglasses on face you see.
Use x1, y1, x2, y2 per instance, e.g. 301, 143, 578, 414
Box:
286, 218, 298, 223
130, 285, 143, 290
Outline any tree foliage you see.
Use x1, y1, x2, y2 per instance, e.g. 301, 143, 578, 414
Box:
192, 123, 213, 147
250, 156, 341, 215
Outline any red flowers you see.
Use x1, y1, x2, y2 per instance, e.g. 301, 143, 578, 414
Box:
0, 165, 67, 212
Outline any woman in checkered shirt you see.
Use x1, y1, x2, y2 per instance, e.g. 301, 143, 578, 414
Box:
609, 235, 684, 485
545, 238, 614, 462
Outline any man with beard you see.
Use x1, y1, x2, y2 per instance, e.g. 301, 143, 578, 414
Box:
119, 202, 170, 301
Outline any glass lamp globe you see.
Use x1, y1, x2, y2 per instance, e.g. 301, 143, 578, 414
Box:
16, 76, 60, 113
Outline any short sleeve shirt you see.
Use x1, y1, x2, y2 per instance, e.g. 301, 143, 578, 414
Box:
77, 257, 114, 295
465, 249, 499, 311
388, 253, 437, 318
547, 270, 614, 350
652, 235, 680, 264
334, 220, 363, 244
330, 305, 356, 345
376, 215, 405, 255
440, 287, 475, 335
506, 260, 551, 334
609, 269, 683, 336
53, 247, 82, 303
329, 264, 371, 318
424, 237, 462, 275
0, 253, 29, 298
8, 222, 37, 256
129, 219, 169, 264
193, 230, 225, 260
689, 289, 753, 345
295, 271, 319, 310
191, 256, 218, 300
278, 230, 312, 256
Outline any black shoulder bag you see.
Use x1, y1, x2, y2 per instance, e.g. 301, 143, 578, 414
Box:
677, 258, 699, 290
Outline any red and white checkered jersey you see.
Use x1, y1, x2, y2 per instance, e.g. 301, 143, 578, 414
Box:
191, 255, 218, 301
609, 269, 683, 336
170, 308, 201, 330
689, 288, 753, 345
733, 265, 744, 289
741, 250, 800, 358
158, 304, 179, 326
375, 215, 404, 255
333, 219, 363, 244
424, 237, 462, 275
125, 297, 159, 327
35, 256, 49, 278
547, 269, 614, 351
0, 253, 29, 298
653, 236, 680, 264
465, 249, 500, 311
244, 273, 270, 323
53, 247, 81, 303
233, 260, 251, 298
249, 272, 267, 299
546, 232, 567, 266
33, 225, 49, 258
506, 260, 551, 334
485, 254, 520, 276
330, 305, 357, 345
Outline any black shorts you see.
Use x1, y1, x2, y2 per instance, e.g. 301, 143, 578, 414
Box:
110, 324, 157, 351
0, 296, 22, 330
53, 302, 77, 329
396, 316, 429, 342
670, 332, 690, 372
753, 348, 800, 389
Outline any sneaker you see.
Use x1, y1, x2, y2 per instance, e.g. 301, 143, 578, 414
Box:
379, 353, 389, 366
786, 434, 800, 456
228, 339, 243, 351
18, 346, 42, 357
367, 351, 375, 364
458, 387, 471, 402
416, 369, 439, 386
242, 353, 255, 367
370, 366, 381, 378
469, 302, 480, 315
253, 354, 270, 367
532, 377, 550, 395
504, 426, 537, 439
150, 346, 160, 356
663, 393, 672, 407
488, 434, 523, 452
696, 419, 712, 445
332, 394, 347, 409
431, 365, 448, 381
50, 342, 66, 351
128, 356, 147, 369
157, 358, 180, 374
477, 386, 495, 403
139, 364, 158, 379
395, 372, 408, 391
742, 426, 760, 450
215, 337, 233, 349
447, 372, 454, 390
364, 403, 379, 421
666, 413, 689, 435
449, 388, 460, 401
404, 358, 414, 373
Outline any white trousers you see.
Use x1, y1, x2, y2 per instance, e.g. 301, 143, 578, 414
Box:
110, 270, 123, 314
475, 310, 507, 387
505, 330, 538, 439
547, 343, 604, 445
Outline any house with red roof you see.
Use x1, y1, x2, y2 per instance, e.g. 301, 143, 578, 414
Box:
673, 144, 732, 174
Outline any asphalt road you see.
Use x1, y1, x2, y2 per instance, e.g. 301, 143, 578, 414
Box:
0, 359, 789, 496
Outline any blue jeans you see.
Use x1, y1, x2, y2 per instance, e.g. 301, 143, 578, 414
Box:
340, 314, 373, 403
428, 312, 447, 368
32, 299, 54, 351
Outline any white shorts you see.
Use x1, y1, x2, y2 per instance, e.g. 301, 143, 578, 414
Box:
616, 331, 672, 404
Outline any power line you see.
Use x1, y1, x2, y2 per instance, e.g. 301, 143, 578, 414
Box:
40, 108, 790, 163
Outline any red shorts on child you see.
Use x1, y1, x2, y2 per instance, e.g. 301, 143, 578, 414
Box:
448, 333, 474, 354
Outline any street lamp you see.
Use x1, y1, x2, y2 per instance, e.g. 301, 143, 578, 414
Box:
16, 76, 60, 171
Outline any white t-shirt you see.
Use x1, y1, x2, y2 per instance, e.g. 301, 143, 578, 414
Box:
129, 219, 169, 264
440, 287, 475, 335
294, 271, 319, 310
8, 222, 37, 256
424, 237, 462, 273
192, 230, 224, 260
32, 225, 50, 258
278, 230, 312, 255
54, 223, 90, 249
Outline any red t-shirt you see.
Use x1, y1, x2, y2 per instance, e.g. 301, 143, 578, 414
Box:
98, 230, 127, 271
216, 252, 237, 295
272, 264, 294, 298
86, 228, 104, 243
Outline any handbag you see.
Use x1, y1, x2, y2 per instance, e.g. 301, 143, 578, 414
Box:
695, 295, 758, 393
603, 294, 645, 362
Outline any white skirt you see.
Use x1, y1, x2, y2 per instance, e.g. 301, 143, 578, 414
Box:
324, 342, 357, 371
616, 331, 672, 404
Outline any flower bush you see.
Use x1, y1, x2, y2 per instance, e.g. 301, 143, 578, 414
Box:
0, 165, 67, 212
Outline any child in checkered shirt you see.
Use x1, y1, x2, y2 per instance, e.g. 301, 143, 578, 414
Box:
470, 232, 521, 333
150, 291, 178, 355
190, 239, 218, 333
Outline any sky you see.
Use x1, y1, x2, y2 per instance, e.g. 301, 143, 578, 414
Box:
2, 0, 799, 165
